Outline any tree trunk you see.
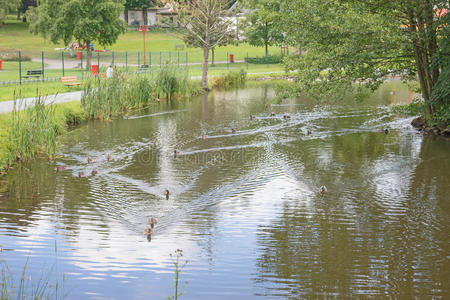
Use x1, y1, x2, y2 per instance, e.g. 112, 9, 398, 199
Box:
143, 7, 148, 25
86, 41, 92, 70
265, 42, 269, 57
211, 47, 215, 65
17, 9, 21, 20
124, 9, 128, 24
202, 46, 210, 91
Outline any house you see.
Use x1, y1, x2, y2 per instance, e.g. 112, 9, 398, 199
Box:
121, 0, 179, 27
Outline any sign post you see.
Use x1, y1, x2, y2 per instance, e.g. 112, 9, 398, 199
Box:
139, 25, 150, 67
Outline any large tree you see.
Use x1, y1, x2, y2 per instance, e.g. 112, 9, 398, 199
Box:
174, 0, 235, 91
279, 0, 449, 123
27, 0, 126, 69
243, 0, 283, 56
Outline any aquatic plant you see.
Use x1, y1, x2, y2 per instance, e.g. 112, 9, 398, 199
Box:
6, 97, 63, 166
392, 98, 426, 116
167, 249, 188, 300
212, 69, 247, 89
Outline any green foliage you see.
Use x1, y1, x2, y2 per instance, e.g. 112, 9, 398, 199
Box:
246, 54, 284, 64
392, 99, 426, 116
167, 249, 188, 300
0, 0, 20, 25
125, 0, 161, 9
27, 0, 126, 68
0, 53, 31, 61
277, 0, 448, 123
212, 69, 247, 89
242, 0, 284, 56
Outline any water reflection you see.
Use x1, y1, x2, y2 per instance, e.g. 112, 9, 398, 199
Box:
0, 81, 449, 299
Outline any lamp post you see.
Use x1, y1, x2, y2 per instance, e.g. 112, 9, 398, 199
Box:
139, 25, 150, 67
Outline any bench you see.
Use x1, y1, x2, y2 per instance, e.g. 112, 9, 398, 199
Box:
60, 76, 81, 86
23, 70, 42, 78
175, 44, 185, 51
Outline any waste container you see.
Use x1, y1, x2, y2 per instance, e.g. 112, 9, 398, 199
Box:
0, 59, 2, 70
91, 64, 98, 75
229, 54, 234, 63
77, 51, 81, 60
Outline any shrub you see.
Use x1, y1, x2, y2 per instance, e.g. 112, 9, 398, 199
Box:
212, 69, 247, 89
246, 55, 284, 64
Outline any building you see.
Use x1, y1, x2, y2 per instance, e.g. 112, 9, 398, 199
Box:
121, 1, 179, 27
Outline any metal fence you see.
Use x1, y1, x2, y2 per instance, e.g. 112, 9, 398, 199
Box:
0, 49, 276, 85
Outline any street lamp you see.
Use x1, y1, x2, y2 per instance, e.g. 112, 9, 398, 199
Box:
139, 25, 150, 67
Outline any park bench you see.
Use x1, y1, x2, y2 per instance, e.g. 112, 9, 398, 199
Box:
60, 76, 81, 86
175, 44, 185, 51
23, 70, 42, 78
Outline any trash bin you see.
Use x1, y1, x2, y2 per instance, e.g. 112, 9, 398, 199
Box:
77, 51, 81, 60
91, 64, 98, 75
0, 59, 2, 70
229, 54, 234, 63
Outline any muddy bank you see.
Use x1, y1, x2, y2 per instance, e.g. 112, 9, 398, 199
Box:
411, 117, 450, 136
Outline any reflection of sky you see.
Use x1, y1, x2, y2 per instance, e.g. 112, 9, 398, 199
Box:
1, 81, 448, 299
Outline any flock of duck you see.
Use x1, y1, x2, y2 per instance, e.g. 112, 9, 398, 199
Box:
55, 110, 392, 239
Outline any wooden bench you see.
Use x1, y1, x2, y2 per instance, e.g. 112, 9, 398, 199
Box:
23, 70, 42, 78
175, 44, 185, 51
60, 76, 81, 86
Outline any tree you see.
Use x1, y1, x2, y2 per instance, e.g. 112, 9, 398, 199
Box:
0, 0, 21, 25
27, 0, 126, 69
174, 0, 235, 91
243, 0, 283, 56
278, 0, 449, 123
125, 0, 162, 25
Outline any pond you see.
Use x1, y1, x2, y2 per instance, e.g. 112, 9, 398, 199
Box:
0, 81, 449, 299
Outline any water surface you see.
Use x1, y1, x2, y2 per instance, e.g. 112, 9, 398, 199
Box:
1, 81, 449, 299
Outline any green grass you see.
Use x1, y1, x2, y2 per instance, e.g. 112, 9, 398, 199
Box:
0, 19, 282, 63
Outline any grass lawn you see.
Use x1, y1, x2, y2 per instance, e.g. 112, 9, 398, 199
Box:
0, 18, 282, 63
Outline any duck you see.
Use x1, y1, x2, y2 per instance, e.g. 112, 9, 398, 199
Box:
147, 217, 158, 229
283, 115, 291, 120
389, 91, 396, 95
270, 112, 276, 117
106, 154, 112, 161
174, 150, 178, 158
384, 128, 389, 134
201, 134, 207, 140
91, 170, 98, 176
55, 166, 66, 172
319, 185, 327, 195
231, 128, 237, 134
87, 157, 93, 164
250, 115, 255, 120
164, 189, 170, 200
78, 171, 84, 178
144, 227, 154, 236
307, 130, 312, 135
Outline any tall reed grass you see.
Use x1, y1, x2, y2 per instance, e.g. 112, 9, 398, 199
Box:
212, 69, 247, 89
81, 66, 202, 120
6, 97, 63, 166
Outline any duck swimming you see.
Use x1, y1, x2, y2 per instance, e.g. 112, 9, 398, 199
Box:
56, 166, 66, 172
87, 158, 93, 163
307, 130, 312, 135
250, 115, 255, 120
283, 115, 291, 120
231, 128, 237, 134
106, 154, 112, 161
319, 185, 327, 195
78, 171, 84, 178
174, 150, 178, 158
91, 170, 98, 176
164, 189, 170, 200
144, 227, 154, 235
270, 112, 276, 117
148, 217, 158, 229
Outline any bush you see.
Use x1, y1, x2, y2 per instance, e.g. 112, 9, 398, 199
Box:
212, 69, 247, 89
392, 98, 426, 116
0, 53, 32, 61
246, 55, 284, 64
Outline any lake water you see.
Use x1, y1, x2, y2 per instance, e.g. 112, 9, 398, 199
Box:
1, 81, 449, 299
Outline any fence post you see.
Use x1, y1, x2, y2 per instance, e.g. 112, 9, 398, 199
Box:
169, 51, 171, 64
178, 51, 180, 67
41, 51, 45, 81
186, 51, 188, 68
246, 52, 248, 70
19, 51, 22, 84
80, 52, 83, 79
160, 51, 162, 68
112, 51, 115, 66
138, 52, 140, 68
227, 52, 229, 70
126, 52, 128, 72
62, 52, 65, 77
149, 52, 151, 68
97, 52, 100, 69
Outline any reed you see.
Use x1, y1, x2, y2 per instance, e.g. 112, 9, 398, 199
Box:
6, 96, 63, 166
212, 69, 247, 89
